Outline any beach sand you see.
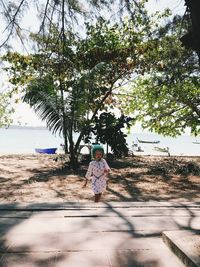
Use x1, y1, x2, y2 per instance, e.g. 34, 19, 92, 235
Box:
0, 154, 200, 203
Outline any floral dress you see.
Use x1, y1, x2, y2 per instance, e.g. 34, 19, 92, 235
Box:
85, 158, 110, 194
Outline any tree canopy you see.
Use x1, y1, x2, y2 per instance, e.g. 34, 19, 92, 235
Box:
1, 0, 199, 167
0, 0, 149, 50
2, 12, 156, 167
118, 15, 200, 136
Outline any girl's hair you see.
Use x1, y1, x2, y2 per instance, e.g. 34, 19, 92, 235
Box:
91, 144, 104, 159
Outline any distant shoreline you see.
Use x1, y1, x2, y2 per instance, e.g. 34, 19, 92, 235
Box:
4, 125, 47, 130
0, 127, 200, 156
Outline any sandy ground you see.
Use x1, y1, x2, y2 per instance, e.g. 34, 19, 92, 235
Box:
0, 154, 200, 203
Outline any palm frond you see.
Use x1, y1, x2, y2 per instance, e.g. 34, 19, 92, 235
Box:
22, 77, 65, 135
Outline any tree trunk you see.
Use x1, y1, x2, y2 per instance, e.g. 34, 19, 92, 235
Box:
181, 0, 200, 64
106, 143, 108, 159
68, 138, 78, 170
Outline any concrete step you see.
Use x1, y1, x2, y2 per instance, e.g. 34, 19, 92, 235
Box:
163, 230, 200, 267
0, 201, 200, 210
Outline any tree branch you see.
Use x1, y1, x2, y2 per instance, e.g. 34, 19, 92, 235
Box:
38, 0, 50, 35
0, 0, 27, 50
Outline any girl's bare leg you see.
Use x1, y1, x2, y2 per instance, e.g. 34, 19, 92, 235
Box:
98, 193, 102, 202
94, 193, 102, 202
94, 194, 99, 202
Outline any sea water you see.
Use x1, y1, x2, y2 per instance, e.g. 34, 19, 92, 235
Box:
126, 132, 200, 156
0, 127, 199, 156
0, 127, 63, 154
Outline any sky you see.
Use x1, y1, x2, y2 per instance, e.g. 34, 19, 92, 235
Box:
0, 0, 186, 128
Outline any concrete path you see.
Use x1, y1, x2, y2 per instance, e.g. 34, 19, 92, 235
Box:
0, 201, 199, 267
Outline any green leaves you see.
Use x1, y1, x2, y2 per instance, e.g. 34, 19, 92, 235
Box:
85, 112, 133, 157
0, 93, 14, 128
116, 12, 200, 137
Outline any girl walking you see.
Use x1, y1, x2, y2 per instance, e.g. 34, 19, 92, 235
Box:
83, 144, 110, 202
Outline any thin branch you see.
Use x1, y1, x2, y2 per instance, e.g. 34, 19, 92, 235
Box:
2, 0, 25, 32
0, 0, 28, 51
38, 0, 50, 35
178, 8, 188, 39
43, 1, 58, 49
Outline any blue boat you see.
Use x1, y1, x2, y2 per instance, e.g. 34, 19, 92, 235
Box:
35, 148, 57, 154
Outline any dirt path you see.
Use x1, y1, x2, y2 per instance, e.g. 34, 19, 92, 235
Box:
0, 154, 200, 203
